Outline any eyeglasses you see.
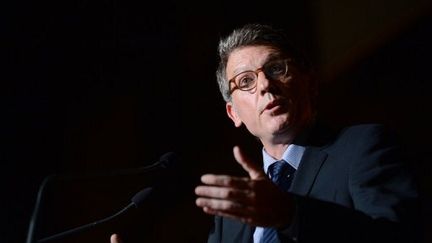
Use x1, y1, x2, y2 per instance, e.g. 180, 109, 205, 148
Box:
228, 59, 291, 94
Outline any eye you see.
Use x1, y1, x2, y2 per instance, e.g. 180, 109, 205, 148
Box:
235, 72, 256, 89
265, 61, 286, 76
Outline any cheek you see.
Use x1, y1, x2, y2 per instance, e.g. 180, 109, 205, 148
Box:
285, 79, 309, 102
235, 103, 251, 119
234, 97, 256, 119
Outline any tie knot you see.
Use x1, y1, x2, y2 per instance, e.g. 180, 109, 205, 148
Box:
268, 160, 296, 188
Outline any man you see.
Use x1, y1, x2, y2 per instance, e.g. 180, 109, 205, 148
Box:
194, 23, 420, 243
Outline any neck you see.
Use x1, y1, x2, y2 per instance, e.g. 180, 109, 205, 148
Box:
261, 129, 296, 159
261, 122, 313, 159
262, 142, 291, 160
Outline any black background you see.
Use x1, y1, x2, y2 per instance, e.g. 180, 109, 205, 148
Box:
1, 1, 432, 242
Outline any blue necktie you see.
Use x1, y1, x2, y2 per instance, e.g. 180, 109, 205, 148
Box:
260, 160, 296, 243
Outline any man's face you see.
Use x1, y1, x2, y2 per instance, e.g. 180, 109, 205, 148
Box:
225, 45, 313, 144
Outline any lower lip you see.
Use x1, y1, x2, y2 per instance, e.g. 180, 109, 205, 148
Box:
265, 105, 284, 114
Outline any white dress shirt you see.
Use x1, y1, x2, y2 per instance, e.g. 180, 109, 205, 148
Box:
253, 144, 306, 243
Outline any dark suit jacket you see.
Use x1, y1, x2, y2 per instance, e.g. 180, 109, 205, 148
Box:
207, 124, 421, 243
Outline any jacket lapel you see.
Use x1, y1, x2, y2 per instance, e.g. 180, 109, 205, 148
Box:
222, 218, 254, 243
290, 146, 328, 196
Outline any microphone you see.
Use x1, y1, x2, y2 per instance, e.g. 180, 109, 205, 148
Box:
37, 187, 154, 243
26, 151, 179, 243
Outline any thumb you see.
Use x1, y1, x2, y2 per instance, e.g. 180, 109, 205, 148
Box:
110, 234, 123, 243
233, 145, 266, 180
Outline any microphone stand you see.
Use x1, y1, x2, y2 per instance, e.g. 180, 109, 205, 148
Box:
38, 203, 134, 243
26, 152, 178, 243
37, 187, 153, 243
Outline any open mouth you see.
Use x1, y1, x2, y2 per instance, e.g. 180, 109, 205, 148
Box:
265, 100, 281, 110
263, 99, 286, 115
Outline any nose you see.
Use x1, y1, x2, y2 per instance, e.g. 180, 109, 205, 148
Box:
257, 71, 271, 95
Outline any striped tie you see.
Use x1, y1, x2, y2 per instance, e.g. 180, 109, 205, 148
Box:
260, 160, 296, 243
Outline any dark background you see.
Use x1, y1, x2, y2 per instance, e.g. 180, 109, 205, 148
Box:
1, 0, 432, 242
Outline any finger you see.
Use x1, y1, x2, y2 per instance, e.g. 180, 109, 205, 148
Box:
202, 207, 254, 224
199, 197, 291, 228
196, 197, 242, 212
110, 234, 123, 243
195, 185, 252, 202
233, 146, 265, 180
196, 197, 252, 217
200, 174, 250, 189
197, 198, 284, 227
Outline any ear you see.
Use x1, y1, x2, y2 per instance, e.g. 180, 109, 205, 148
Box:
226, 102, 243, 127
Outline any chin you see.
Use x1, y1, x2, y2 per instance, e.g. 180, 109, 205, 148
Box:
271, 113, 291, 127
257, 113, 293, 136
268, 119, 293, 136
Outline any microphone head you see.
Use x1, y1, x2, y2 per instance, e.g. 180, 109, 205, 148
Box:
131, 187, 154, 207
158, 151, 179, 169
130, 152, 180, 207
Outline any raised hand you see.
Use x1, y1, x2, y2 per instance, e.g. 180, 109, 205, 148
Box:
195, 146, 294, 227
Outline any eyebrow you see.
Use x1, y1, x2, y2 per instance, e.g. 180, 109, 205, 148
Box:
231, 65, 251, 77
266, 53, 285, 62
231, 52, 284, 76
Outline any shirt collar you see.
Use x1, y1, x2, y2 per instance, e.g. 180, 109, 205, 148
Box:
262, 144, 306, 174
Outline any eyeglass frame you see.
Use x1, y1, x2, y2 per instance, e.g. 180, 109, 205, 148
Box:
227, 58, 293, 94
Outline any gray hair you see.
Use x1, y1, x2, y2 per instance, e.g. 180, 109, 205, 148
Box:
216, 23, 310, 102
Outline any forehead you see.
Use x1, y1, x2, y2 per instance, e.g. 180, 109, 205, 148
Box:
226, 45, 278, 77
